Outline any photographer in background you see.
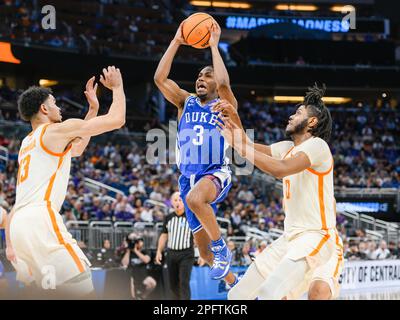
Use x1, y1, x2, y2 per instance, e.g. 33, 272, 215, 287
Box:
121, 233, 156, 300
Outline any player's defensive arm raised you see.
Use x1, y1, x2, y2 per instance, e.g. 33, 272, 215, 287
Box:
43, 66, 126, 151
209, 21, 238, 109
154, 22, 190, 109
213, 100, 271, 155
218, 118, 311, 179
70, 76, 100, 157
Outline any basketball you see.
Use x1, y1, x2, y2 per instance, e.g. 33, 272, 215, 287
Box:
182, 13, 213, 49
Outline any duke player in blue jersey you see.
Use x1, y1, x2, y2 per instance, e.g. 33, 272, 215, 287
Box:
154, 20, 239, 284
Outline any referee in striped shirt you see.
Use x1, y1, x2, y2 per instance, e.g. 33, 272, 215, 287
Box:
155, 192, 194, 300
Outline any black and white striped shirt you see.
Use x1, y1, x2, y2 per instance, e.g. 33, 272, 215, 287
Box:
162, 212, 193, 251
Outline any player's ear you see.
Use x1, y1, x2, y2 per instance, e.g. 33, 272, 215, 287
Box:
308, 116, 318, 129
39, 103, 49, 115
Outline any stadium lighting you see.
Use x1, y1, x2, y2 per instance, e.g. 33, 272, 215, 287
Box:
274, 96, 352, 104
190, 1, 252, 9
39, 79, 59, 87
330, 5, 355, 12
275, 4, 318, 11
0, 42, 21, 64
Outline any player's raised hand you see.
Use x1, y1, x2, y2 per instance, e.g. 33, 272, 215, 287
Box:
208, 20, 221, 48
212, 99, 243, 128
84, 76, 99, 110
216, 117, 249, 157
173, 21, 187, 45
99, 66, 123, 90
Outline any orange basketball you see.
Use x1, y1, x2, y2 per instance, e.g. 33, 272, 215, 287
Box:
182, 13, 213, 49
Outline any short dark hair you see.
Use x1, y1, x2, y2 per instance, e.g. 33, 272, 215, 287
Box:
303, 83, 332, 142
17, 86, 52, 121
198, 65, 213, 72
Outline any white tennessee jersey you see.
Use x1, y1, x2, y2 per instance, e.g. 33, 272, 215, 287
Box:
271, 137, 335, 237
15, 123, 72, 212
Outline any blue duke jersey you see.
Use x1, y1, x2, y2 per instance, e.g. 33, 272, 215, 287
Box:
176, 95, 230, 177
176, 95, 232, 234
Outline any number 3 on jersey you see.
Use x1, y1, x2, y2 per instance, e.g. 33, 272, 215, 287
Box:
17, 155, 31, 185
192, 125, 204, 146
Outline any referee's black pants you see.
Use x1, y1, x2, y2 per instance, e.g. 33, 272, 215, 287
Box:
166, 248, 194, 300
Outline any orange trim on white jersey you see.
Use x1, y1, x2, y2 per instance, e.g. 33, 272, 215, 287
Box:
307, 158, 334, 176
306, 159, 334, 230
333, 230, 344, 278
40, 123, 72, 157
44, 156, 84, 274
309, 232, 330, 257
282, 146, 294, 160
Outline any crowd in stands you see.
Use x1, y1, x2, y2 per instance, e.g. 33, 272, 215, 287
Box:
0, 0, 391, 67
0, 0, 211, 63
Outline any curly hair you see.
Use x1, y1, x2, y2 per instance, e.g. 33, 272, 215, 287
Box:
17, 86, 52, 121
303, 83, 332, 142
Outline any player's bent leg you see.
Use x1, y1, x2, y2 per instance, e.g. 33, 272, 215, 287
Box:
258, 258, 309, 300
228, 263, 265, 300
187, 176, 233, 280
308, 279, 333, 300
185, 177, 221, 241
193, 229, 214, 265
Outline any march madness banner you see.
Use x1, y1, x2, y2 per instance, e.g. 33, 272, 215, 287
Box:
340, 260, 400, 290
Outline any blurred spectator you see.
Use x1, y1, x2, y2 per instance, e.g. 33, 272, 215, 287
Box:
358, 241, 369, 259
388, 241, 398, 258
365, 240, 378, 260
227, 240, 240, 265
238, 242, 253, 266
237, 185, 255, 203
254, 240, 268, 256
96, 203, 113, 221
92, 239, 117, 268
345, 241, 365, 260
374, 240, 391, 260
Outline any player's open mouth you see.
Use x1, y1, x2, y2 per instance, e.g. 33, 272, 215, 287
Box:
197, 84, 206, 90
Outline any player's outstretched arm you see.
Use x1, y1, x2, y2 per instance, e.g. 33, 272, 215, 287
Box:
213, 100, 272, 155
208, 20, 238, 109
70, 76, 100, 157
42, 66, 125, 152
217, 119, 311, 179
154, 21, 190, 109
